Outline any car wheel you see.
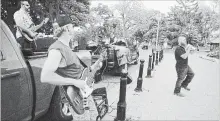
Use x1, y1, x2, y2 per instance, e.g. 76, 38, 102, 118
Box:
45, 87, 73, 121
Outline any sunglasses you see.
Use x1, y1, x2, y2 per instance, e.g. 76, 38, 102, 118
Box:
22, 4, 30, 7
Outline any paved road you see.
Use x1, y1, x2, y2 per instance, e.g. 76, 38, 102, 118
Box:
35, 47, 219, 121
100, 48, 219, 120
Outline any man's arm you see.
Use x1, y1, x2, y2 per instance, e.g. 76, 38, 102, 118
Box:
32, 18, 49, 32
17, 25, 37, 37
41, 49, 85, 88
180, 46, 191, 59
32, 21, 44, 32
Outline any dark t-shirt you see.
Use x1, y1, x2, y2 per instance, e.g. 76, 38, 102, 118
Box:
175, 46, 188, 68
49, 41, 84, 79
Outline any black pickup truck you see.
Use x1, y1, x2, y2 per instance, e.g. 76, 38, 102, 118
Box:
1, 20, 91, 121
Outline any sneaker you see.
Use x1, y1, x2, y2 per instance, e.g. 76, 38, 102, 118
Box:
182, 86, 190, 91
174, 92, 185, 97
127, 74, 133, 84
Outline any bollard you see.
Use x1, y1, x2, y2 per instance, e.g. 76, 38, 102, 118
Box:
106, 46, 110, 58
115, 72, 128, 121
152, 52, 155, 70
134, 59, 145, 92
146, 55, 152, 78
159, 50, 162, 62
155, 51, 159, 65
158, 51, 160, 63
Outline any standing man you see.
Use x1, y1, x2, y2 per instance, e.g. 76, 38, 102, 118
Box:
13, 0, 49, 50
174, 36, 195, 97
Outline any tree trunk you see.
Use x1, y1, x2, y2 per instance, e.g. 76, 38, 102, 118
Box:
122, 13, 126, 40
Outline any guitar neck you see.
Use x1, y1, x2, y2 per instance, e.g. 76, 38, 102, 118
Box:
85, 58, 103, 86
91, 58, 102, 73
85, 50, 106, 86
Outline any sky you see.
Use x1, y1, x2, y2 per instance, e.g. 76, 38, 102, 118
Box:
90, 1, 176, 14
90, 0, 216, 14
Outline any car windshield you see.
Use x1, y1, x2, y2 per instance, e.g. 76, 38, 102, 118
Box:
115, 41, 126, 46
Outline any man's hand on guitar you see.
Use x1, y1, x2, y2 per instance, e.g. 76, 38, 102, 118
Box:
30, 31, 38, 38
80, 78, 93, 98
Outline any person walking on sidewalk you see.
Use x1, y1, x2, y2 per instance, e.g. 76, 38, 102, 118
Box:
174, 35, 195, 97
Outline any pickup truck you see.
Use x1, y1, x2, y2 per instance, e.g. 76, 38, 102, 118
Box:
104, 39, 139, 75
0, 20, 92, 121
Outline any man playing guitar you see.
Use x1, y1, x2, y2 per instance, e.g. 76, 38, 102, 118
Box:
13, 0, 49, 50
41, 24, 100, 120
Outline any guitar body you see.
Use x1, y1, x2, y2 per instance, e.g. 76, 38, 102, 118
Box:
61, 50, 106, 115
18, 27, 53, 44
61, 68, 89, 115
62, 85, 85, 115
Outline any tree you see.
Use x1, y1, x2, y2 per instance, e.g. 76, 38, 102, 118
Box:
114, 0, 133, 39
1, 0, 91, 29
42, 0, 90, 26
166, 0, 220, 47
1, 0, 53, 34
90, 3, 113, 20
114, 1, 163, 43
89, 3, 117, 41
166, 0, 201, 46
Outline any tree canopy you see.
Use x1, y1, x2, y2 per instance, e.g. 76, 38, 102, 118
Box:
1, 0, 219, 47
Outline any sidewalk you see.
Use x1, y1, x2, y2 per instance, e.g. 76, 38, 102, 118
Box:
102, 49, 219, 120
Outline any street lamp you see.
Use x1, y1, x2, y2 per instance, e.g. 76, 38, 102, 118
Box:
156, 13, 161, 50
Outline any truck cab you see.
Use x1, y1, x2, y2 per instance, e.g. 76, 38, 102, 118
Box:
1, 20, 92, 121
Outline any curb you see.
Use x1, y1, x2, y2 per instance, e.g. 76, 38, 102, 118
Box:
199, 55, 219, 63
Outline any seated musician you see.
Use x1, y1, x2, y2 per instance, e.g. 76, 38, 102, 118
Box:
41, 23, 93, 101
13, 0, 49, 50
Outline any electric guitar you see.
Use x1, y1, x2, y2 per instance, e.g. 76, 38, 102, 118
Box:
60, 50, 107, 115
17, 18, 50, 42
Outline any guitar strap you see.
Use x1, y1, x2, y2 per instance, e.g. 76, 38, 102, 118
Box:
76, 55, 88, 68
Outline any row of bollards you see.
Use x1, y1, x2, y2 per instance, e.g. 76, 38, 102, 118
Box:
115, 49, 164, 121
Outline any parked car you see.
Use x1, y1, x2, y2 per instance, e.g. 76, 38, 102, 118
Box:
103, 38, 139, 75
0, 20, 92, 121
142, 43, 148, 50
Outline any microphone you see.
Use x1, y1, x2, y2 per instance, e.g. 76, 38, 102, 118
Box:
187, 44, 196, 51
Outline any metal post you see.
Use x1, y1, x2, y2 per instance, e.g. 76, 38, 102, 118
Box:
115, 72, 127, 121
160, 50, 163, 62
146, 55, 152, 78
134, 59, 145, 92
158, 51, 160, 62
159, 50, 161, 62
155, 51, 159, 65
107, 46, 110, 58
152, 52, 155, 70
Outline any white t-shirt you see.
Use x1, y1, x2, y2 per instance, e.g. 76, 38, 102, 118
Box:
13, 9, 35, 38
